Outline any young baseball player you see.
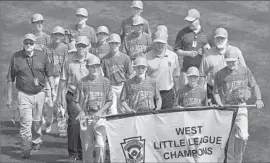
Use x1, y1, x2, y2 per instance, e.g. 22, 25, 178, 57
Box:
174, 66, 207, 109
213, 48, 264, 163
31, 13, 50, 51
101, 33, 133, 115
64, 8, 97, 47
174, 9, 211, 88
75, 56, 113, 163
43, 26, 68, 137
121, 15, 152, 60
119, 0, 151, 50
120, 57, 162, 113
90, 26, 110, 60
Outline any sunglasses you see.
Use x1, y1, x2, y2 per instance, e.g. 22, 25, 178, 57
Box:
24, 41, 35, 46
76, 44, 87, 48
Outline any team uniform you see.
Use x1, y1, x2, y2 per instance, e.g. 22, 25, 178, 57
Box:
199, 45, 247, 104
175, 84, 207, 107
101, 52, 133, 114
65, 24, 97, 45
214, 66, 256, 163
34, 32, 51, 51
120, 76, 160, 112
90, 42, 110, 60
122, 32, 152, 59
74, 75, 112, 162
43, 42, 68, 135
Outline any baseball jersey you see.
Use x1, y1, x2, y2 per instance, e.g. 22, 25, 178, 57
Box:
119, 15, 151, 40
44, 42, 68, 76
33, 32, 51, 51
90, 42, 110, 60
174, 26, 210, 72
199, 45, 247, 86
214, 66, 256, 105
74, 75, 113, 116
101, 52, 133, 85
122, 32, 152, 59
120, 76, 160, 112
175, 84, 207, 107
65, 24, 97, 45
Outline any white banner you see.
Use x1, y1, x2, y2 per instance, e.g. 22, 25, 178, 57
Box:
105, 108, 236, 163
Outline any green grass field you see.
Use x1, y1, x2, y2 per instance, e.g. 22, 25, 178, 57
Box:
0, 1, 269, 162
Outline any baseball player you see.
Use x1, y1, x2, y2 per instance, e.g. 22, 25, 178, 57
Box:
75, 56, 113, 163
120, 57, 162, 113
90, 26, 110, 60
121, 15, 152, 60
213, 49, 264, 163
31, 13, 51, 51
65, 8, 97, 47
174, 9, 211, 88
199, 28, 247, 105
101, 33, 133, 115
122, 15, 152, 58
145, 25, 174, 53
56, 36, 99, 161
6, 34, 55, 159
174, 66, 207, 109
43, 26, 68, 137
119, 0, 151, 51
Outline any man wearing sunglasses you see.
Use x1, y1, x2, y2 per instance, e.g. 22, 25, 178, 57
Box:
65, 8, 97, 48
55, 36, 101, 161
31, 13, 51, 51
43, 26, 68, 137
6, 33, 55, 159
174, 9, 211, 89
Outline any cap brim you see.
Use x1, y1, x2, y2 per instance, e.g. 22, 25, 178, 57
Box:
184, 16, 196, 22
133, 23, 144, 26
86, 63, 101, 66
214, 35, 227, 38
108, 40, 120, 43
24, 38, 36, 42
130, 5, 143, 9
133, 64, 148, 67
225, 58, 238, 62
186, 73, 199, 77
154, 39, 167, 43
76, 41, 88, 45
68, 49, 77, 53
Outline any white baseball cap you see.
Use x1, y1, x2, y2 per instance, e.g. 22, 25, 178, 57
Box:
52, 26, 65, 35
96, 26, 109, 35
108, 33, 121, 43
24, 33, 37, 42
214, 28, 228, 38
31, 13, 44, 23
133, 57, 148, 67
154, 30, 167, 43
186, 66, 200, 77
76, 36, 90, 46
76, 8, 88, 17
132, 15, 144, 26
185, 9, 200, 22
131, 0, 143, 9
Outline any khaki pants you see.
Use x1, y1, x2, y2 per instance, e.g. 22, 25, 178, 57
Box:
227, 103, 248, 163
17, 90, 45, 151
80, 118, 106, 163
107, 84, 124, 115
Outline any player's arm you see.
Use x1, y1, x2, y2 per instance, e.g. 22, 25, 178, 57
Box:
125, 56, 134, 79
154, 81, 162, 110
44, 54, 55, 91
213, 74, 223, 107
237, 48, 247, 67
173, 54, 181, 93
95, 80, 113, 116
6, 54, 16, 106
173, 90, 184, 109
198, 56, 209, 88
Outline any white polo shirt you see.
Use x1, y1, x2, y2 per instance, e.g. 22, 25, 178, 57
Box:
146, 48, 180, 91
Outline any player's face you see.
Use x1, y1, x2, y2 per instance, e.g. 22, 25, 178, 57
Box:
132, 7, 142, 16
134, 65, 147, 76
187, 19, 200, 31
214, 37, 228, 49
87, 64, 100, 76
226, 60, 238, 70
76, 14, 88, 25
154, 42, 166, 53
32, 21, 43, 32
133, 24, 143, 34
23, 39, 36, 53
76, 43, 88, 56
109, 42, 121, 52
187, 75, 199, 87
52, 33, 65, 44
97, 32, 109, 43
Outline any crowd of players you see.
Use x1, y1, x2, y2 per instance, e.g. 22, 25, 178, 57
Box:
5, 1, 264, 163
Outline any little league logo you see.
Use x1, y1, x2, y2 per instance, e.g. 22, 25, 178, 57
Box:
121, 136, 146, 163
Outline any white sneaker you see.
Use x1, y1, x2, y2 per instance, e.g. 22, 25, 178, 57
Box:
45, 125, 52, 134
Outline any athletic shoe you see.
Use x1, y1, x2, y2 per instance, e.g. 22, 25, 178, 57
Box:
21, 149, 31, 159
59, 132, 67, 138
45, 125, 52, 134
32, 143, 41, 150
